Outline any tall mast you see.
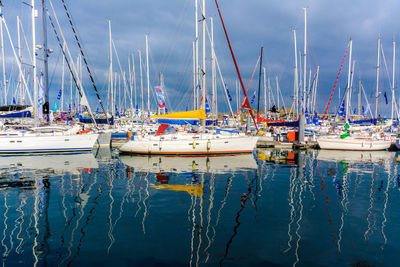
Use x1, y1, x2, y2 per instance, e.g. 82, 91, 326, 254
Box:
211, 17, 217, 118
345, 38, 352, 121
302, 8, 307, 113
263, 67, 267, 116
0, 3, 6, 105
61, 42, 65, 111
41, 0, 49, 119
192, 41, 196, 109
145, 34, 150, 117
375, 37, 381, 119
293, 29, 299, 117
108, 20, 113, 115
195, 0, 199, 109
201, 0, 206, 112
31, 0, 38, 122
17, 15, 22, 104
139, 49, 144, 118
392, 40, 396, 120
358, 80, 361, 116
256, 46, 263, 117
132, 54, 137, 112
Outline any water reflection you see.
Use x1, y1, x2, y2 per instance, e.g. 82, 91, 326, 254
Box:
0, 149, 399, 266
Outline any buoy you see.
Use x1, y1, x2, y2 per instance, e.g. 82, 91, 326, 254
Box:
192, 141, 197, 149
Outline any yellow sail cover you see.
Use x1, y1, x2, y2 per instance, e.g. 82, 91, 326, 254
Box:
150, 109, 206, 120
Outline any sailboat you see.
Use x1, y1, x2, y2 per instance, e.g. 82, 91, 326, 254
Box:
0, 0, 99, 153
119, 109, 258, 155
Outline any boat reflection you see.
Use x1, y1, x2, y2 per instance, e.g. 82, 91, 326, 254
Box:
0, 152, 98, 178
120, 153, 258, 174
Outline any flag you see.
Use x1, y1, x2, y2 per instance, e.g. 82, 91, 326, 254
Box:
250, 91, 256, 105
155, 86, 166, 108
225, 84, 232, 102
384, 92, 388, 105
96, 107, 99, 115
68, 104, 71, 114
205, 98, 211, 113
337, 100, 345, 118
362, 106, 365, 116
52, 101, 59, 113
305, 108, 310, 124
115, 106, 120, 118
38, 75, 44, 118
12, 97, 16, 105
135, 104, 139, 115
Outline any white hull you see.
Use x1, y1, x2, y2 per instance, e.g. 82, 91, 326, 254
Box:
0, 133, 99, 153
119, 133, 258, 155
317, 136, 391, 151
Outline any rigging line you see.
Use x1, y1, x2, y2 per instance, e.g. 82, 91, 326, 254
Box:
159, 0, 191, 73
46, 12, 83, 99
59, 0, 108, 121
319, 42, 349, 132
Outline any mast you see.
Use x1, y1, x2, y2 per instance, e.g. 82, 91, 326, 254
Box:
17, 15, 22, 104
263, 67, 267, 116
108, 20, 113, 116
375, 37, 381, 119
139, 49, 144, 118
293, 29, 299, 117
302, 8, 307, 113
31, 0, 38, 123
132, 54, 137, 112
211, 17, 217, 118
392, 40, 396, 121
0, 3, 6, 105
193, 41, 196, 109
201, 0, 206, 116
358, 80, 361, 116
345, 38, 352, 121
256, 46, 263, 118
41, 0, 49, 119
61, 42, 65, 111
195, 0, 199, 109
145, 34, 150, 117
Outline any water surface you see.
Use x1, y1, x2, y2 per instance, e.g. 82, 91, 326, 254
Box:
0, 148, 399, 266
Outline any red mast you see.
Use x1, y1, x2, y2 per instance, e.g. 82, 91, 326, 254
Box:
214, 0, 258, 131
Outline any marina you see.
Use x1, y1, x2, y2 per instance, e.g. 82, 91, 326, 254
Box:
0, 0, 400, 266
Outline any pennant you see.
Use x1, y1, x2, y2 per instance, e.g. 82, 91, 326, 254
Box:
225, 84, 232, 102
250, 91, 256, 105
52, 101, 59, 113
115, 105, 121, 118
205, 98, 211, 113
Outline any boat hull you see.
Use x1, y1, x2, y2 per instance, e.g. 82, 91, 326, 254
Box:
119, 135, 258, 155
317, 137, 391, 151
0, 133, 99, 153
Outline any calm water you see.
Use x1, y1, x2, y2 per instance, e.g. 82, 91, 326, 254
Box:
0, 148, 399, 266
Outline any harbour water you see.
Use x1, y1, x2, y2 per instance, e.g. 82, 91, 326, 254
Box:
0, 148, 399, 266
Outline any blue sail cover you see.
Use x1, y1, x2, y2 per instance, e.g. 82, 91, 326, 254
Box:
78, 115, 114, 125
0, 110, 32, 118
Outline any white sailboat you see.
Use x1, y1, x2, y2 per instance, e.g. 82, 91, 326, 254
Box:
119, 110, 258, 155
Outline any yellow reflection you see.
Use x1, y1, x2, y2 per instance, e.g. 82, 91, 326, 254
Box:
151, 184, 203, 196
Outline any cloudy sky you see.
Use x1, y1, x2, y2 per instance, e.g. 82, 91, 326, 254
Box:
2, 0, 400, 116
